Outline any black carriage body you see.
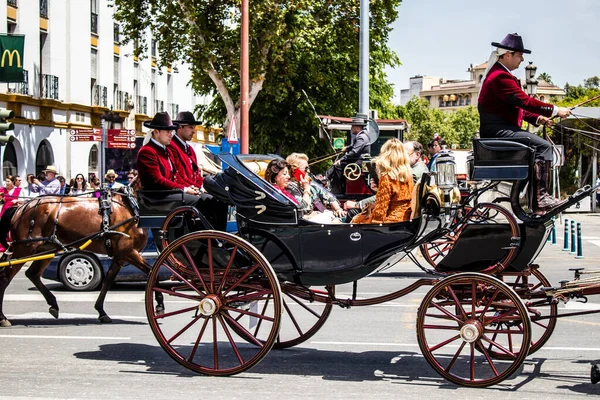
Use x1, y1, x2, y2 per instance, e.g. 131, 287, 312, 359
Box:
212, 153, 422, 286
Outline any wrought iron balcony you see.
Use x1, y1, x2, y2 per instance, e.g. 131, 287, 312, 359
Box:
115, 90, 131, 111
39, 0, 48, 18
92, 85, 108, 107
136, 95, 148, 115
40, 74, 59, 100
154, 100, 164, 114
91, 12, 98, 34
8, 0, 18, 8
7, 70, 28, 95
114, 23, 120, 43
168, 103, 179, 118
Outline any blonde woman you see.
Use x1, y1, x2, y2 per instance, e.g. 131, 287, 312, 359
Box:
352, 138, 413, 224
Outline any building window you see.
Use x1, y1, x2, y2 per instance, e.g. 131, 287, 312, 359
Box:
89, 144, 98, 171
39, 0, 48, 18
479, 74, 483, 83
114, 23, 120, 44
465, 95, 471, 105
438, 96, 444, 108
35, 139, 54, 175
2, 142, 17, 179
151, 39, 157, 57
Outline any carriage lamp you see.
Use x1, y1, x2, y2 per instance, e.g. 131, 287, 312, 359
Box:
525, 62, 538, 97
435, 152, 457, 190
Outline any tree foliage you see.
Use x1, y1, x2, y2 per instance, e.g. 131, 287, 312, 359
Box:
537, 72, 553, 84
110, 0, 401, 157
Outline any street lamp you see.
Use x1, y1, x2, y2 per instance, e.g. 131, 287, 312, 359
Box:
524, 62, 538, 132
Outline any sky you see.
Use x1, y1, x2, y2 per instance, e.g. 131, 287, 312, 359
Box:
386, 0, 600, 97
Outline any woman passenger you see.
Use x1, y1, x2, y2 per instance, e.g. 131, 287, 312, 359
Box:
286, 152, 345, 218
0, 175, 22, 217
264, 159, 300, 205
70, 173, 91, 196
352, 138, 413, 224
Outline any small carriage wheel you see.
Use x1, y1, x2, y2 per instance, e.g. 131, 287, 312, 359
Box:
145, 230, 282, 376
420, 203, 519, 273
490, 268, 557, 357
343, 163, 362, 181
225, 283, 334, 349
416, 272, 531, 387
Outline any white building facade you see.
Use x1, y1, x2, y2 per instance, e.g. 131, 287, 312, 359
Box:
0, 0, 210, 182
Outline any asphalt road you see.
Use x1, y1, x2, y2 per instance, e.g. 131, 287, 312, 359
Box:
1, 214, 600, 399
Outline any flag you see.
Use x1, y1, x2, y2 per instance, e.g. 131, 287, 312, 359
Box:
0, 34, 25, 83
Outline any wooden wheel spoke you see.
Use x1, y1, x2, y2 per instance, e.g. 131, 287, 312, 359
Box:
430, 302, 465, 324
285, 292, 322, 319
225, 289, 273, 303
486, 307, 520, 325
154, 305, 200, 320
447, 286, 469, 320
222, 263, 260, 296
217, 314, 244, 366
216, 245, 238, 293
207, 239, 214, 292
168, 314, 204, 344
445, 340, 466, 373
188, 317, 210, 362
181, 244, 210, 294
423, 324, 460, 330
470, 343, 475, 381
160, 260, 206, 297
282, 298, 303, 336
252, 298, 270, 337
481, 335, 518, 358
429, 334, 461, 352
221, 311, 264, 347
153, 286, 204, 302
480, 287, 501, 316
222, 305, 275, 323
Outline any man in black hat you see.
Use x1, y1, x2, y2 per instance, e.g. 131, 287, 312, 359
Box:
326, 114, 371, 194
170, 111, 204, 189
136, 112, 227, 230
478, 33, 570, 213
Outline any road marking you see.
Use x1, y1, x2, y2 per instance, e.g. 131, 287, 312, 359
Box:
310, 341, 600, 352
588, 240, 600, 248
0, 334, 131, 340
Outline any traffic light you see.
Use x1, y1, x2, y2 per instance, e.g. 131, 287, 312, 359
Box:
0, 108, 15, 146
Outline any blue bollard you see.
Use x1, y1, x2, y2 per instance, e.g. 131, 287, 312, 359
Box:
551, 217, 557, 245
563, 218, 570, 251
576, 222, 584, 259
570, 220, 576, 255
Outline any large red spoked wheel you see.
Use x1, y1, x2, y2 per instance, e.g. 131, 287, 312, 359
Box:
496, 268, 557, 357
417, 272, 531, 387
420, 203, 519, 271
145, 231, 282, 376
227, 283, 333, 349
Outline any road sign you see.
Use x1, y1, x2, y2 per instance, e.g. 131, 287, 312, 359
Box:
333, 137, 345, 150
69, 128, 102, 142
107, 129, 136, 149
227, 115, 238, 144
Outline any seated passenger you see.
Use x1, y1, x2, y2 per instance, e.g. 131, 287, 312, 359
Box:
285, 152, 345, 219
136, 112, 227, 230
352, 138, 413, 224
264, 159, 299, 205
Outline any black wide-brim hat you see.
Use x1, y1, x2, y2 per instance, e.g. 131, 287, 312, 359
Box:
143, 111, 179, 130
173, 111, 202, 126
492, 33, 531, 54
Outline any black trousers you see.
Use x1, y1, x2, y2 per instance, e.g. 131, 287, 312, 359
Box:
150, 191, 228, 231
480, 124, 553, 161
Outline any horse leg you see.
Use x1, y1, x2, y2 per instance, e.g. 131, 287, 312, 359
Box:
0, 265, 23, 327
24, 259, 59, 319
94, 259, 122, 323
125, 250, 164, 315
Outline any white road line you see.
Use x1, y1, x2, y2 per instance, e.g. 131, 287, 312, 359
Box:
310, 341, 600, 352
588, 240, 600, 248
6, 312, 146, 320
0, 335, 131, 340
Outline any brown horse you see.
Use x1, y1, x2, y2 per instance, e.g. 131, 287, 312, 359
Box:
0, 188, 163, 327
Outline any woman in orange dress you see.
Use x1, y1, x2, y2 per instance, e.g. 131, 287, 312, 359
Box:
352, 138, 413, 224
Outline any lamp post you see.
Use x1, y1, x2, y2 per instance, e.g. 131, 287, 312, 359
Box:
524, 62, 538, 131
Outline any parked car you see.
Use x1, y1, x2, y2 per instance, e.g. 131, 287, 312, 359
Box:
42, 233, 168, 291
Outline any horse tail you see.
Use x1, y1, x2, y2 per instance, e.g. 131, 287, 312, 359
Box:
0, 207, 17, 248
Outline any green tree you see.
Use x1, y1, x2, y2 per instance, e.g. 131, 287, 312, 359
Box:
111, 0, 401, 156
537, 72, 553, 84
584, 76, 600, 89
448, 106, 480, 148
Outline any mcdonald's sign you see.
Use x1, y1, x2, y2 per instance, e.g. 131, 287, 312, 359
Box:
0, 34, 24, 83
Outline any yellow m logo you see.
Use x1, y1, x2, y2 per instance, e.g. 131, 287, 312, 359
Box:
1, 49, 21, 68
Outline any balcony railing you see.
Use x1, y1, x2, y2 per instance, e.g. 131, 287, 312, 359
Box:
8, 0, 18, 7
7, 70, 28, 95
114, 23, 120, 43
39, 0, 48, 18
114, 90, 130, 111
40, 74, 59, 100
91, 12, 98, 34
168, 103, 179, 118
92, 85, 108, 107
136, 95, 148, 115
154, 100, 164, 114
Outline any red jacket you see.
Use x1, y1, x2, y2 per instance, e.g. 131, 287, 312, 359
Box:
168, 136, 204, 188
136, 140, 185, 191
478, 62, 554, 128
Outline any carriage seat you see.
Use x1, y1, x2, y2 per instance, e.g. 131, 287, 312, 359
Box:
242, 159, 270, 179
469, 138, 534, 181
137, 190, 185, 216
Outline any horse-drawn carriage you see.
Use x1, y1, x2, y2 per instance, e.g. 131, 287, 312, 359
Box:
0, 137, 598, 387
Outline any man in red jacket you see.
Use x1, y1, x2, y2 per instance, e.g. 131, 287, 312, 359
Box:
137, 112, 226, 230
170, 111, 204, 189
478, 33, 571, 212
